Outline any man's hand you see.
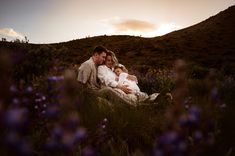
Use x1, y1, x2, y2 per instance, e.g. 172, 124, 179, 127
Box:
127, 75, 138, 83
117, 84, 132, 94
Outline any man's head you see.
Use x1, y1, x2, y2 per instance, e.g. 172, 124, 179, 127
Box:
92, 46, 107, 65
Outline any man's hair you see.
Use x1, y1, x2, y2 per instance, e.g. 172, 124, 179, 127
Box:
93, 45, 107, 55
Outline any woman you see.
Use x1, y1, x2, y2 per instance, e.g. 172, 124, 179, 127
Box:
97, 51, 129, 90
98, 51, 159, 105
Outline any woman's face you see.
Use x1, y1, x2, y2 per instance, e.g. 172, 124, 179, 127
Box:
105, 55, 114, 68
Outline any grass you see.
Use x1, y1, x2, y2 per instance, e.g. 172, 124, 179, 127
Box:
1, 53, 235, 155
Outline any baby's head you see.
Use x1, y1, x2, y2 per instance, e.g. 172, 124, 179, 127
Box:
114, 65, 124, 76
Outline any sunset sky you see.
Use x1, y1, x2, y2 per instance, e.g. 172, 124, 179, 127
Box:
0, 0, 235, 43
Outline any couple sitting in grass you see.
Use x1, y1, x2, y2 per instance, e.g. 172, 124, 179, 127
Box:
77, 45, 162, 106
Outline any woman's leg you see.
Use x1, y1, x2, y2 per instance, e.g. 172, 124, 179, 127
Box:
98, 87, 137, 106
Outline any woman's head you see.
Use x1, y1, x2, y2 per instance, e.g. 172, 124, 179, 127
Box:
105, 50, 118, 68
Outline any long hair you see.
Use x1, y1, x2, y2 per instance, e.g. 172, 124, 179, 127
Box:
106, 50, 118, 66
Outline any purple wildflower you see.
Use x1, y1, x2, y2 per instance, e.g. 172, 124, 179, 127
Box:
187, 105, 201, 124
210, 88, 220, 104
101, 125, 106, 129
194, 131, 203, 141
61, 132, 76, 150
12, 98, 20, 105
52, 126, 63, 140
66, 113, 80, 130
179, 114, 189, 127
5, 108, 28, 128
103, 118, 108, 123
74, 127, 86, 141
34, 105, 39, 109
10, 85, 18, 93
35, 98, 42, 103
41, 95, 46, 101
45, 105, 60, 118
25, 86, 33, 93
47, 76, 64, 81
82, 146, 96, 156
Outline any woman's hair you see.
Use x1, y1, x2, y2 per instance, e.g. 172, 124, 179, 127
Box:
106, 50, 118, 65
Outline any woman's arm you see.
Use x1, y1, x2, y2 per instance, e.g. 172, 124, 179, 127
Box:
117, 84, 132, 94
98, 66, 118, 88
98, 66, 132, 94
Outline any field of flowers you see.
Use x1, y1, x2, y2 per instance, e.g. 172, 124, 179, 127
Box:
0, 44, 235, 156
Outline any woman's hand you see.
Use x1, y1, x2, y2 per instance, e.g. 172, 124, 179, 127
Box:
117, 84, 132, 94
127, 75, 138, 83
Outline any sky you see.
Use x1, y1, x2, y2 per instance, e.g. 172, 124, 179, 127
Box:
0, 0, 235, 43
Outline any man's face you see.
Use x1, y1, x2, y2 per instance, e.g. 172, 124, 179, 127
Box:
95, 52, 106, 65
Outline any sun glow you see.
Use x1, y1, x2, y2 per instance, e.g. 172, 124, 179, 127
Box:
105, 22, 181, 37
142, 23, 181, 37
155, 23, 181, 36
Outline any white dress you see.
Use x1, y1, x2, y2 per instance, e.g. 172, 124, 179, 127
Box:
118, 72, 140, 93
97, 65, 118, 88
97, 65, 150, 105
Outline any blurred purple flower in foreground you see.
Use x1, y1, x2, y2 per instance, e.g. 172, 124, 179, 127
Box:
5, 108, 28, 129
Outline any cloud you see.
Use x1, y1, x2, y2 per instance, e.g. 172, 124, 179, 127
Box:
0, 28, 24, 39
100, 17, 181, 37
113, 19, 156, 32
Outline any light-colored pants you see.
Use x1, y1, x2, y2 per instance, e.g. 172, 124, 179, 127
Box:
98, 87, 149, 106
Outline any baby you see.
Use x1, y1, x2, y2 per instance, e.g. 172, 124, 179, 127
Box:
114, 65, 140, 94
114, 64, 161, 102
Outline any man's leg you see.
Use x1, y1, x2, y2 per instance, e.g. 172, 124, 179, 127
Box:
136, 92, 150, 102
98, 87, 137, 106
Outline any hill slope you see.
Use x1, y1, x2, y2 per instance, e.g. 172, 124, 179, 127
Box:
51, 5, 235, 72
152, 5, 235, 68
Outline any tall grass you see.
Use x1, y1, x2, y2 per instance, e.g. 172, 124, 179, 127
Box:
0, 49, 235, 156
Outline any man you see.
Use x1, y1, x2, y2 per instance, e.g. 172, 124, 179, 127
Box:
77, 45, 107, 90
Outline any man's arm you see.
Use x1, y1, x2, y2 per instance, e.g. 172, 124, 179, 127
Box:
77, 63, 92, 84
